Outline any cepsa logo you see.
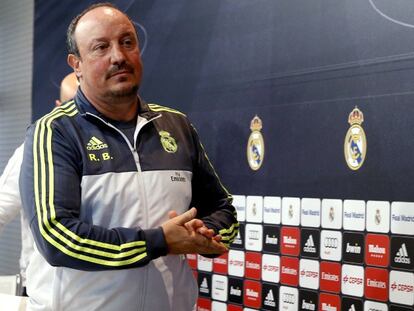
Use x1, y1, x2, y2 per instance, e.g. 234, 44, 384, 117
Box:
197, 254, 213, 272
280, 256, 299, 286
365, 234, 390, 267
364, 267, 388, 302
299, 259, 320, 290
281, 226, 300, 256
389, 270, 414, 306
228, 250, 245, 277
341, 264, 364, 297
319, 261, 341, 293
243, 280, 262, 309
261, 254, 280, 283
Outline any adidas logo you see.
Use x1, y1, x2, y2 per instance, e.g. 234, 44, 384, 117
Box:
304, 235, 317, 253
86, 136, 108, 151
394, 243, 411, 264
348, 304, 356, 311
264, 289, 276, 307
200, 277, 209, 294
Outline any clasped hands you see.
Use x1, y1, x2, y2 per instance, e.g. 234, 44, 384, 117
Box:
161, 207, 228, 255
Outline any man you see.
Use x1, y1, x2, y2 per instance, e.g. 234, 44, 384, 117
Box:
0, 72, 78, 296
20, 3, 238, 311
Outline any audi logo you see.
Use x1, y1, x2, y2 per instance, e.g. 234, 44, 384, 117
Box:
324, 237, 338, 248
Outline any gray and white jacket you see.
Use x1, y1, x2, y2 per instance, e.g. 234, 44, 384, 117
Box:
20, 89, 238, 311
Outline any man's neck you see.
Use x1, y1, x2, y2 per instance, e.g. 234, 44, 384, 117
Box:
83, 90, 139, 122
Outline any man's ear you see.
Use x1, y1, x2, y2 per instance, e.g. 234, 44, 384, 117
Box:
67, 54, 82, 79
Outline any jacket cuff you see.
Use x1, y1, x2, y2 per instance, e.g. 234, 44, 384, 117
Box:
145, 227, 168, 259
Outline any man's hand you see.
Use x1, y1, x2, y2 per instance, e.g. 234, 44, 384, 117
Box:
168, 210, 222, 241
161, 208, 227, 255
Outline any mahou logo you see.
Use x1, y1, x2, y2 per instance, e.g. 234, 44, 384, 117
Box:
319, 293, 340, 311
389, 270, 414, 306
365, 234, 389, 267
320, 261, 341, 293
196, 298, 211, 311
364, 267, 388, 302
341, 264, 364, 297
244, 280, 262, 309
281, 226, 300, 256
280, 256, 299, 286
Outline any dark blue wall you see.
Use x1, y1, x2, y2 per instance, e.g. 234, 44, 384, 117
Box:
33, 0, 414, 200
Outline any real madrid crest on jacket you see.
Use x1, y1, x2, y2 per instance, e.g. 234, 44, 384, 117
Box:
344, 106, 367, 170
247, 115, 265, 171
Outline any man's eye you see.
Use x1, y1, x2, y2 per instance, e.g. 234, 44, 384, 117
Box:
94, 44, 107, 51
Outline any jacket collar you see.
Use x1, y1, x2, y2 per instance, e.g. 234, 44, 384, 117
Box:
74, 88, 160, 121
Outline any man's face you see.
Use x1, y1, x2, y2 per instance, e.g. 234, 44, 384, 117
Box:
72, 7, 143, 101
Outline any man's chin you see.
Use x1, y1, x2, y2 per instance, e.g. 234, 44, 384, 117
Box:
106, 84, 139, 98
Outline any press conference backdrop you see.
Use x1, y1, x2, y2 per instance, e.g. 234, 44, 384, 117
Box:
32, 1, 414, 310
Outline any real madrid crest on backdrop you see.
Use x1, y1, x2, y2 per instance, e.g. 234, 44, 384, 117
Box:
344, 107, 367, 170
247, 115, 265, 171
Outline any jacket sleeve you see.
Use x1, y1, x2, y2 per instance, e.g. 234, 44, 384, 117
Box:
189, 123, 239, 249
20, 117, 167, 271
0, 144, 24, 233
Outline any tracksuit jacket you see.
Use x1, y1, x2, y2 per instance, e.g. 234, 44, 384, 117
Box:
20, 90, 239, 311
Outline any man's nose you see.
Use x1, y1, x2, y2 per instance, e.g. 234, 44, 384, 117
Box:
110, 44, 126, 65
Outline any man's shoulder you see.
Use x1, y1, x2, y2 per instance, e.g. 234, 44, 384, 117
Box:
146, 103, 186, 117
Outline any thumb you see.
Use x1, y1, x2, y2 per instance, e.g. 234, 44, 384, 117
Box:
174, 207, 197, 225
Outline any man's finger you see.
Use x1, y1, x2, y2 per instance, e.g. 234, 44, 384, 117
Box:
174, 207, 197, 225
168, 210, 178, 219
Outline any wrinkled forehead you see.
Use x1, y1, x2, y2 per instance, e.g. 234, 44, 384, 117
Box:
75, 7, 136, 45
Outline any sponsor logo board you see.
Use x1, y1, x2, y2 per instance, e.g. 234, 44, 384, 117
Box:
389, 270, 414, 306
279, 286, 299, 311
246, 196, 263, 223
342, 232, 364, 264
365, 267, 389, 302
319, 293, 340, 311
366, 201, 390, 233
365, 234, 390, 267
245, 252, 262, 280
282, 197, 300, 226
281, 227, 300, 256
391, 202, 414, 235
245, 223, 263, 252
301, 229, 320, 259
321, 199, 342, 229
264, 196, 281, 224
280, 256, 299, 287
213, 253, 228, 275
320, 230, 342, 261
343, 200, 365, 231
228, 277, 243, 305
391, 236, 414, 270
198, 254, 213, 272
299, 259, 319, 290
262, 254, 280, 283
263, 225, 280, 253
228, 250, 245, 277
341, 264, 364, 297
262, 282, 279, 311
341, 297, 363, 311
320, 261, 341, 293
198, 272, 212, 297
212, 274, 228, 302
233, 195, 246, 222
244, 279, 262, 309
364, 300, 388, 311
299, 289, 318, 311
301, 198, 321, 228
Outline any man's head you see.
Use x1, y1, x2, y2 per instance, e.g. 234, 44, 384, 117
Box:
67, 3, 142, 104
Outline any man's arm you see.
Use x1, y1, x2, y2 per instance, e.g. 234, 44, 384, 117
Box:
20, 115, 225, 271
189, 124, 239, 249
0, 144, 24, 232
